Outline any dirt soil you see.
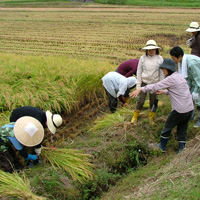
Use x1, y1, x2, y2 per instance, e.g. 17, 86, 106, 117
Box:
1, 7, 200, 13
43, 96, 109, 148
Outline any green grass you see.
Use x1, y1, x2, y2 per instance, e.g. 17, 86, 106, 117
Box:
94, 0, 200, 7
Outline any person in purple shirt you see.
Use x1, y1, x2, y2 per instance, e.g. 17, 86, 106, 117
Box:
116, 59, 139, 78
130, 59, 194, 153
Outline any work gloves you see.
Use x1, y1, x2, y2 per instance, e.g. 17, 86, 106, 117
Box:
34, 146, 42, 156
192, 92, 199, 101
25, 154, 37, 161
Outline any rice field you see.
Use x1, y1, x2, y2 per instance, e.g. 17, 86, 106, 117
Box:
0, 6, 199, 63
0, 4, 200, 200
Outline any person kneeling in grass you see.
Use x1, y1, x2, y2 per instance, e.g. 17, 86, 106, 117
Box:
102, 71, 136, 113
0, 116, 44, 172
130, 59, 194, 153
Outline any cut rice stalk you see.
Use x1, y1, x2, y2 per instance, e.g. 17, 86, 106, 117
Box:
41, 147, 94, 183
0, 170, 46, 200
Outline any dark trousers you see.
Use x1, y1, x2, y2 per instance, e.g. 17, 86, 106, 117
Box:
161, 110, 193, 142
105, 89, 118, 113
136, 82, 157, 110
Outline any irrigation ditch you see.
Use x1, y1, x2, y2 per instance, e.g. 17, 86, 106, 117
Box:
37, 94, 151, 200
2, 93, 150, 200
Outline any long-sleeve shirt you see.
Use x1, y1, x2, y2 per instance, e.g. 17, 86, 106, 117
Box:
179, 54, 200, 106
10, 106, 47, 128
141, 72, 194, 113
136, 54, 164, 89
190, 33, 200, 57
102, 71, 136, 98
117, 59, 139, 77
0, 123, 40, 158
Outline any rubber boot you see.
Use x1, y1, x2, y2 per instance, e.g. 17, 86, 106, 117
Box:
177, 142, 186, 154
149, 111, 156, 126
131, 110, 140, 126
158, 137, 168, 152
124, 97, 129, 104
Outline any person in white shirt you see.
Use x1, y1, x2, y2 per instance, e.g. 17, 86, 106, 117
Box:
102, 71, 136, 113
131, 40, 164, 125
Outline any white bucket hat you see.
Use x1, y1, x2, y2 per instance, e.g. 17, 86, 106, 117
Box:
14, 116, 44, 147
186, 22, 200, 32
142, 40, 161, 50
46, 110, 62, 134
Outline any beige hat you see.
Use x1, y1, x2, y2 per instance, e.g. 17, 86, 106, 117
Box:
46, 110, 62, 134
186, 22, 200, 32
142, 40, 161, 50
14, 116, 44, 147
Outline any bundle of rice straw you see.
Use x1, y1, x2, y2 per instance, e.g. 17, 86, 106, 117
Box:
0, 170, 46, 200
41, 147, 94, 183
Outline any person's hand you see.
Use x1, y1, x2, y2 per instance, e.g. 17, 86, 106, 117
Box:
156, 90, 165, 95
25, 154, 37, 161
192, 92, 199, 101
35, 146, 42, 156
130, 88, 142, 98
123, 102, 129, 108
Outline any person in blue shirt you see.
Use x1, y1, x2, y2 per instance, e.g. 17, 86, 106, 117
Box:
170, 46, 200, 127
0, 116, 44, 172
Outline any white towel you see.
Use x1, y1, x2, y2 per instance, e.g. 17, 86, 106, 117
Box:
178, 54, 188, 78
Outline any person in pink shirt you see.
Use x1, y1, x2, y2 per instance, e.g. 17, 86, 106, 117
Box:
130, 59, 194, 153
116, 59, 139, 78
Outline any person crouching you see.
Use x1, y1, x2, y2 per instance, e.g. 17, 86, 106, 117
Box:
102, 71, 136, 113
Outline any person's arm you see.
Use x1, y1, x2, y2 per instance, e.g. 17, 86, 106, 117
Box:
189, 62, 200, 93
130, 76, 171, 98
197, 34, 200, 56
8, 137, 37, 161
125, 70, 135, 78
117, 77, 128, 98
136, 58, 143, 89
118, 95, 126, 104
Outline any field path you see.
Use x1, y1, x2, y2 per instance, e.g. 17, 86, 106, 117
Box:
1, 6, 200, 13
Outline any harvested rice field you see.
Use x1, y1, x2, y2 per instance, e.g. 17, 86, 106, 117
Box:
1, 6, 199, 63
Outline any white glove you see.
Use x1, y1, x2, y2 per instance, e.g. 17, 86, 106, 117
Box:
35, 147, 42, 156
192, 92, 199, 101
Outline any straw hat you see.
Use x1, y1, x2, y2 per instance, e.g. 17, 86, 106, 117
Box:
46, 110, 62, 134
142, 40, 161, 50
186, 22, 200, 32
14, 116, 44, 147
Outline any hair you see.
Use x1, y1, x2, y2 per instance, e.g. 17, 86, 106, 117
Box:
146, 49, 159, 56
169, 46, 184, 58
167, 69, 174, 76
195, 31, 200, 38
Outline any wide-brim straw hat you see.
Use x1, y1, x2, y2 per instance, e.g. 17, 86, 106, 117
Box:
142, 40, 161, 50
14, 116, 44, 147
46, 110, 63, 134
186, 22, 200, 32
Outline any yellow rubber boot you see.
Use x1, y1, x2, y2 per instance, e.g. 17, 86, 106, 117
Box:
149, 111, 156, 125
131, 110, 140, 125
124, 98, 129, 104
